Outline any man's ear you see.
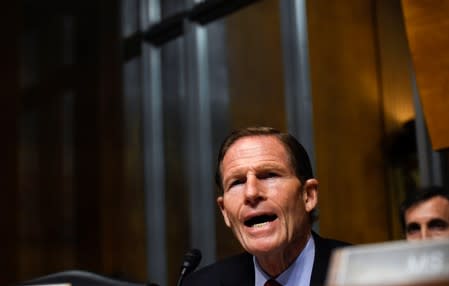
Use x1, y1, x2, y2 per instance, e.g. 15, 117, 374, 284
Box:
217, 196, 231, 228
303, 178, 318, 212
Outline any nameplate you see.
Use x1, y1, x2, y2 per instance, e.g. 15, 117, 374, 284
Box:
326, 239, 449, 285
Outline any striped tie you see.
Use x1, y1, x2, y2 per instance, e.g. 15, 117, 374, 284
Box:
264, 279, 282, 286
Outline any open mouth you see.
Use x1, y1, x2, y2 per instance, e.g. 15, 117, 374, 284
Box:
244, 214, 278, 228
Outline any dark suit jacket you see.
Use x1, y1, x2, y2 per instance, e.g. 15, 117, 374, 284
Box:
182, 232, 349, 286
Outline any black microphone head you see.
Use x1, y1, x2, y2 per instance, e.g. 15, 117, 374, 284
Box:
181, 248, 202, 276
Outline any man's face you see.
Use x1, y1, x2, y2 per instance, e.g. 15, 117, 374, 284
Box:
217, 136, 318, 258
405, 196, 449, 240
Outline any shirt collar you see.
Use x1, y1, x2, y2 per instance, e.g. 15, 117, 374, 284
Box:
254, 235, 315, 286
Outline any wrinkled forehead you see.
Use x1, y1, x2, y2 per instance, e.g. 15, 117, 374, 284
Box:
222, 137, 296, 182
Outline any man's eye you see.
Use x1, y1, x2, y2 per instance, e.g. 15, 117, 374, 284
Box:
406, 223, 420, 234
428, 219, 449, 231
229, 179, 245, 188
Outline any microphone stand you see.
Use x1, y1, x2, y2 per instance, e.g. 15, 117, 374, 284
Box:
176, 249, 202, 286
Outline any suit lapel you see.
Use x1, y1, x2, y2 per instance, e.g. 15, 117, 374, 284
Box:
310, 232, 333, 286
220, 252, 255, 286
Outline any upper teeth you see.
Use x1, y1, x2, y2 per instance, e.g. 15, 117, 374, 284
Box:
253, 222, 269, 228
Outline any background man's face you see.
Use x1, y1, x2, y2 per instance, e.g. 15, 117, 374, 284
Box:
405, 196, 449, 240
217, 136, 317, 257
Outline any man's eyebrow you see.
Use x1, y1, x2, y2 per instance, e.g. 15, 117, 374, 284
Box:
428, 218, 449, 226
254, 162, 287, 170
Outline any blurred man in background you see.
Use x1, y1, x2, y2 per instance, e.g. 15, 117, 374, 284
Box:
400, 186, 449, 240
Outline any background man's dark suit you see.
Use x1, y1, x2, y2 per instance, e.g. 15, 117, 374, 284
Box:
183, 232, 349, 286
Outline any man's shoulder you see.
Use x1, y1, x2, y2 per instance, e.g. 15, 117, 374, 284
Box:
313, 231, 351, 249
310, 232, 351, 286
183, 252, 254, 285
194, 251, 253, 273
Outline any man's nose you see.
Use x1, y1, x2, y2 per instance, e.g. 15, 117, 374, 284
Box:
420, 227, 429, 239
244, 175, 263, 205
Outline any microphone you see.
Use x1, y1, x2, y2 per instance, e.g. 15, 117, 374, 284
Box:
176, 248, 202, 286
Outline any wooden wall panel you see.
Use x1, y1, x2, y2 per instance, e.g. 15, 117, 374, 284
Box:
377, 0, 415, 132
97, 0, 147, 280
376, 0, 416, 240
14, 0, 147, 283
226, 0, 286, 131
307, 0, 390, 243
402, 0, 449, 150
73, 1, 103, 271
0, 2, 21, 284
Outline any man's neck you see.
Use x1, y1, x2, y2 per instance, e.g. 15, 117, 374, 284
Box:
256, 231, 312, 277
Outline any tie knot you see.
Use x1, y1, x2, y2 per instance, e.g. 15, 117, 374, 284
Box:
264, 278, 282, 286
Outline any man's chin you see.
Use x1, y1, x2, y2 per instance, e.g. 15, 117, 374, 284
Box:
242, 239, 281, 257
